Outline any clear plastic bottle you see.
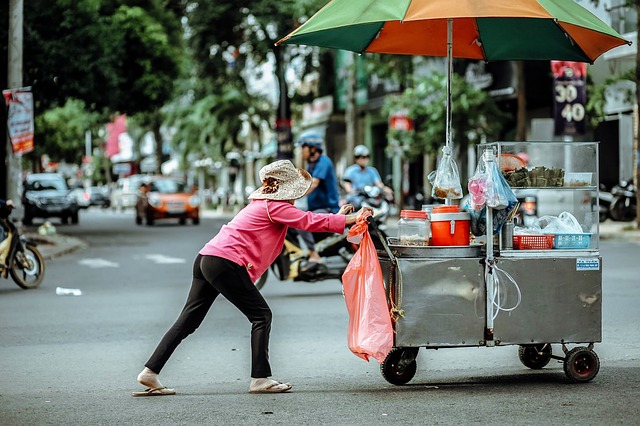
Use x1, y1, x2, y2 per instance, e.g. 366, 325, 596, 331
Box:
398, 210, 428, 246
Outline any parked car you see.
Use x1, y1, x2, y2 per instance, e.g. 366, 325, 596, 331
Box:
22, 173, 80, 225
69, 182, 91, 209
110, 174, 146, 211
135, 176, 200, 225
88, 186, 111, 208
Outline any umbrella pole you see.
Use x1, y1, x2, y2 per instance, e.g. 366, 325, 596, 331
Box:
446, 18, 452, 151
445, 18, 453, 206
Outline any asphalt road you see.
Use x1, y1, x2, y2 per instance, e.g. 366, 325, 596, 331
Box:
0, 209, 639, 425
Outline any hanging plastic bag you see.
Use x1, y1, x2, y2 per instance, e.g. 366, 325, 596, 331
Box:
429, 146, 463, 200
341, 213, 393, 363
468, 157, 489, 211
467, 152, 518, 236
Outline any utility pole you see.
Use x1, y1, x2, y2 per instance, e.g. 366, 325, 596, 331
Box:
345, 52, 356, 158
4, 0, 23, 206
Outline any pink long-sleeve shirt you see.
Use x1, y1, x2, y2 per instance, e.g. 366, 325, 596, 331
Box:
199, 199, 346, 282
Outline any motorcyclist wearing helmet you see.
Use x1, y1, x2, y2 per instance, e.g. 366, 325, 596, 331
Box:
343, 145, 393, 209
295, 132, 340, 263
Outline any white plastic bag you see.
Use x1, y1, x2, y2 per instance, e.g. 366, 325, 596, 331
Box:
531, 212, 583, 234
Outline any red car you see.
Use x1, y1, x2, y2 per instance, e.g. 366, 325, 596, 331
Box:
135, 176, 200, 225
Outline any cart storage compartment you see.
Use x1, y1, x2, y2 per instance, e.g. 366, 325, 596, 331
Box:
380, 256, 485, 347
493, 257, 602, 345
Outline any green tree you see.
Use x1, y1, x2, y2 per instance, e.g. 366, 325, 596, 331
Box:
34, 99, 100, 165
6, 0, 185, 172
174, 0, 327, 162
383, 72, 508, 180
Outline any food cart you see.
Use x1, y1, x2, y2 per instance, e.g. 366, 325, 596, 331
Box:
373, 141, 602, 385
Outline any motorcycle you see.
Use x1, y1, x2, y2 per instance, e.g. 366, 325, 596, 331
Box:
598, 184, 613, 223
609, 179, 637, 222
254, 213, 388, 290
0, 204, 45, 289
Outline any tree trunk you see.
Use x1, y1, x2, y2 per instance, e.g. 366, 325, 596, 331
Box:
274, 47, 293, 160
152, 110, 163, 175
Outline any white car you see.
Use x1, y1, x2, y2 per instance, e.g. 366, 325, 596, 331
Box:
110, 175, 147, 211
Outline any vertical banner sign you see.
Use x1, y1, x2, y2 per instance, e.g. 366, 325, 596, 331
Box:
552, 61, 587, 136
3, 88, 35, 154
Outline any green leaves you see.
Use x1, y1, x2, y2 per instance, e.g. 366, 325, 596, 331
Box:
383, 72, 508, 159
34, 99, 100, 164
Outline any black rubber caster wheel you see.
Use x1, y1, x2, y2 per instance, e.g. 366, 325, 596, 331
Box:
381, 347, 419, 385
518, 344, 552, 369
563, 347, 600, 383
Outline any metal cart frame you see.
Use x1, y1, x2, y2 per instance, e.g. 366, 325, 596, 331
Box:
369, 143, 602, 385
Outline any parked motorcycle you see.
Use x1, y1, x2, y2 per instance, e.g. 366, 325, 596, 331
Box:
598, 184, 613, 223
0, 204, 45, 289
254, 214, 388, 290
609, 179, 637, 222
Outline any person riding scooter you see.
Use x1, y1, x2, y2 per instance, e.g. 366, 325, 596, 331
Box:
295, 132, 341, 264
343, 145, 393, 210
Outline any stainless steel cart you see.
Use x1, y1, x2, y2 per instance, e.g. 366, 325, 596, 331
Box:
372, 141, 602, 385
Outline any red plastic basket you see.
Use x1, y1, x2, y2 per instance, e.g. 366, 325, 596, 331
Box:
512, 234, 555, 250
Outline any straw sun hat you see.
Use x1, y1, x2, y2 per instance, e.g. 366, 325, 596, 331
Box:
248, 160, 312, 201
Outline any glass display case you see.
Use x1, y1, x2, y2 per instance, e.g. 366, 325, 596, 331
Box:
478, 141, 599, 254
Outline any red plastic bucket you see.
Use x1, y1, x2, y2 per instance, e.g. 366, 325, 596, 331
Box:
430, 212, 471, 246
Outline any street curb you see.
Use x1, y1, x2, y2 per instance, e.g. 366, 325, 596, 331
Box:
26, 233, 88, 260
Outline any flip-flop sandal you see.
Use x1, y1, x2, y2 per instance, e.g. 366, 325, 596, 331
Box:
249, 381, 292, 394
131, 386, 176, 397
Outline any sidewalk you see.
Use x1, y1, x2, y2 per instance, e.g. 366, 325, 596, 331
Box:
25, 212, 639, 261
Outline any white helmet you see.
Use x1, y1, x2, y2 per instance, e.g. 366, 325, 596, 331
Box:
354, 145, 370, 157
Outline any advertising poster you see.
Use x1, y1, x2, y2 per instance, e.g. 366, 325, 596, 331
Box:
552, 61, 587, 136
3, 88, 34, 154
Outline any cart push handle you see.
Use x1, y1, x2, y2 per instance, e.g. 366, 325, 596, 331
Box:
366, 215, 396, 264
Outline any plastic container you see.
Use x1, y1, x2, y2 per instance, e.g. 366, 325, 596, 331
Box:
397, 210, 429, 246
512, 234, 555, 250
432, 205, 460, 214
421, 204, 437, 240
430, 210, 471, 246
553, 233, 592, 249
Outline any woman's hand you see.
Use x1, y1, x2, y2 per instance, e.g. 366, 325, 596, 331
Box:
356, 206, 373, 219
338, 204, 354, 215
345, 206, 373, 225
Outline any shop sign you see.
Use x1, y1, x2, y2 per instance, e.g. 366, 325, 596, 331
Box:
389, 109, 414, 131
552, 61, 587, 136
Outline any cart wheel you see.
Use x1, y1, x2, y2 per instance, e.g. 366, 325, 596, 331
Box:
518, 344, 552, 369
563, 347, 600, 383
381, 347, 419, 386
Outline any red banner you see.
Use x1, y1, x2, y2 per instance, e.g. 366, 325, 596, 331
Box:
3, 88, 34, 154
105, 114, 127, 158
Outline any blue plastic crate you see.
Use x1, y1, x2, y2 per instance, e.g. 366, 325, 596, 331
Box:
553, 233, 591, 249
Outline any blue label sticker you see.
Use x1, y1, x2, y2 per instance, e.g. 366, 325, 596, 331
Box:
576, 258, 600, 271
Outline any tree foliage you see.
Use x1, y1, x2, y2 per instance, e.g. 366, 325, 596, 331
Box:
6, 0, 185, 166
383, 72, 508, 159
34, 99, 100, 164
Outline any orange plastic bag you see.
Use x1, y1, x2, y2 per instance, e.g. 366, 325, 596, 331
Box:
341, 213, 393, 363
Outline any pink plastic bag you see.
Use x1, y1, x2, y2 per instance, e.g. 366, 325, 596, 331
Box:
341, 214, 393, 363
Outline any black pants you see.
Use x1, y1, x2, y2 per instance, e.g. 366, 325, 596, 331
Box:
145, 254, 273, 378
